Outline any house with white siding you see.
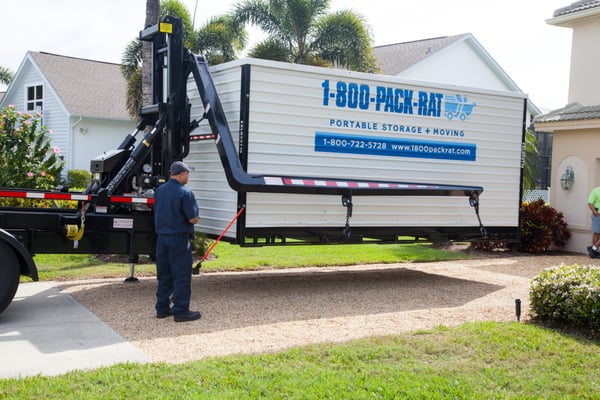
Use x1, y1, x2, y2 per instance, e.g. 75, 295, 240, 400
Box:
374, 33, 548, 192
0, 52, 135, 172
374, 33, 541, 126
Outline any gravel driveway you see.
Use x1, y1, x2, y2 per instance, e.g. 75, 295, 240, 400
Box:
59, 251, 596, 363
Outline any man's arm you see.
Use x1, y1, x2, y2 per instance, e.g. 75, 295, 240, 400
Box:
182, 190, 199, 225
589, 202, 598, 217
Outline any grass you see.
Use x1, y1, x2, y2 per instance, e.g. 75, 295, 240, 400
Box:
0, 322, 598, 398
28, 253, 157, 281
200, 241, 470, 271
11, 243, 598, 398
28, 241, 471, 281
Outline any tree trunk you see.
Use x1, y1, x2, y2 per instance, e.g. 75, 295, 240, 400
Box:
142, 0, 160, 107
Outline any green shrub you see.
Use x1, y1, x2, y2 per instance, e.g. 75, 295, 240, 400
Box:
469, 237, 507, 251
0, 105, 64, 189
471, 199, 570, 253
191, 233, 212, 258
0, 196, 78, 209
530, 263, 600, 332
67, 169, 91, 189
511, 199, 570, 253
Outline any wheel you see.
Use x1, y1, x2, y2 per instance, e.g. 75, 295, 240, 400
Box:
0, 241, 20, 314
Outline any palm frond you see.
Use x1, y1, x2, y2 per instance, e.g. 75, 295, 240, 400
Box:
312, 10, 376, 72
120, 39, 143, 79
248, 38, 291, 62
0, 66, 14, 85
160, 0, 195, 47
194, 15, 248, 64
523, 129, 540, 190
125, 68, 142, 120
234, 0, 285, 38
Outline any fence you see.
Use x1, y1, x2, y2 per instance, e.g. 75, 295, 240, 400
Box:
522, 189, 549, 203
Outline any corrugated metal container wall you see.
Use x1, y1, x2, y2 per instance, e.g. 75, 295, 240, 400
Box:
186, 66, 241, 238
186, 58, 525, 241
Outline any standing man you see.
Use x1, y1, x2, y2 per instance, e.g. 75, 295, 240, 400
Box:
154, 161, 201, 322
587, 185, 600, 258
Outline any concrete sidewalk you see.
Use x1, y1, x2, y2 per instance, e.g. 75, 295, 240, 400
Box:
0, 281, 148, 379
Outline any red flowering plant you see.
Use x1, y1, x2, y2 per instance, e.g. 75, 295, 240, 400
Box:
0, 105, 65, 192
511, 199, 571, 253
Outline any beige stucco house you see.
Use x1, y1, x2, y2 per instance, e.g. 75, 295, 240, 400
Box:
534, 0, 600, 253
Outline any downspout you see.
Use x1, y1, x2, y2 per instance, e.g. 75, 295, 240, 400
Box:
70, 116, 83, 171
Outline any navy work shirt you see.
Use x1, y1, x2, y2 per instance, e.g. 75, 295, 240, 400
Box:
154, 178, 199, 235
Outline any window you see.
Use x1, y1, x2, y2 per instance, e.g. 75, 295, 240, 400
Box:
26, 84, 43, 112
534, 131, 553, 189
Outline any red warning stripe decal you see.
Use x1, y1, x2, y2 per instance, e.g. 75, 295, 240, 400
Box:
0, 190, 154, 205
190, 133, 215, 141
277, 178, 441, 189
109, 196, 154, 205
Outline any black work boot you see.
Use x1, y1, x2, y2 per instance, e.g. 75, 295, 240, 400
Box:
174, 310, 201, 322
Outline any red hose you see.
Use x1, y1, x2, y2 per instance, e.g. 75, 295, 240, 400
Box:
200, 206, 246, 263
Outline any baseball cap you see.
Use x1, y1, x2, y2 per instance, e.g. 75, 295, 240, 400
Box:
169, 161, 193, 175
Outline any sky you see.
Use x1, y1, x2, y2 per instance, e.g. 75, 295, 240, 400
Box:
1, 0, 573, 111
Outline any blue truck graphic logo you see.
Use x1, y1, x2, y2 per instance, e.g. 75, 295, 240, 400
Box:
444, 94, 476, 121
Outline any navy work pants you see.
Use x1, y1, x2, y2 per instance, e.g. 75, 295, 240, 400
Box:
155, 234, 193, 315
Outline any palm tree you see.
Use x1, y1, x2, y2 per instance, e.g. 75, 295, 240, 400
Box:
523, 129, 540, 190
160, 0, 195, 48
143, 0, 160, 108
193, 15, 247, 65
121, 39, 143, 120
0, 66, 13, 86
121, 0, 246, 119
233, 0, 377, 72
120, 1, 160, 119
122, 0, 213, 119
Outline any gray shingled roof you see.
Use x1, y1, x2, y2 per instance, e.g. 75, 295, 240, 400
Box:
29, 52, 130, 120
373, 34, 468, 76
553, 0, 600, 17
534, 103, 600, 123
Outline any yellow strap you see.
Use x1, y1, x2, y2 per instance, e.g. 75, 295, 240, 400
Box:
65, 224, 85, 241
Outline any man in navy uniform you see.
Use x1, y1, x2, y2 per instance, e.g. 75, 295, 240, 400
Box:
154, 161, 201, 322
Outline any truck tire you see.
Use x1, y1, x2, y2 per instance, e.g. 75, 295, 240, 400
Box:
0, 241, 19, 314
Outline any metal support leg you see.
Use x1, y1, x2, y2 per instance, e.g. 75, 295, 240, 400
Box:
342, 194, 353, 240
469, 191, 487, 238
124, 263, 139, 283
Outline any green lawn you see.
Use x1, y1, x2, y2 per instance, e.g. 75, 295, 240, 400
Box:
8, 243, 598, 398
1, 322, 598, 399
200, 241, 470, 271
29, 241, 471, 281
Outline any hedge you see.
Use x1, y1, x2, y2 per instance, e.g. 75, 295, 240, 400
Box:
529, 263, 600, 332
